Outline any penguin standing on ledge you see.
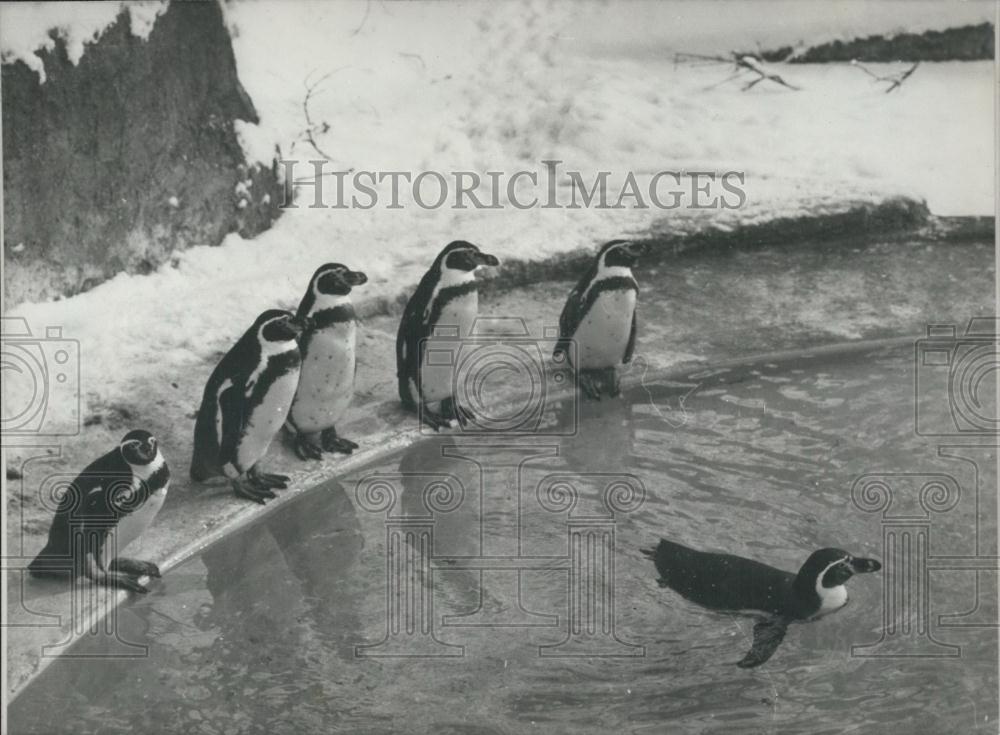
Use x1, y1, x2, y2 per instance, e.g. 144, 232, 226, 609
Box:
191, 310, 305, 504
396, 241, 500, 429
29, 430, 170, 593
642, 539, 881, 668
286, 263, 367, 460
554, 239, 647, 399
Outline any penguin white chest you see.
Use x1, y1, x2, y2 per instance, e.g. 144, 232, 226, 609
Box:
815, 584, 848, 617
104, 484, 168, 562
420, 291, 478, 402
573, 289, 636, 369
238, 370, 300, 471
291, 323, 356, 433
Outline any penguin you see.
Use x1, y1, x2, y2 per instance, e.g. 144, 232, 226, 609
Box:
29, 430, 170, 593
191, 309, 305, 504
396, 240, 500, 429
285, 263, 368, 460
553, 239, 647, 399
642, 539, 881, 668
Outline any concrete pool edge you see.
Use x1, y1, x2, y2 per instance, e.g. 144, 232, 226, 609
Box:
5, 332, 923, 702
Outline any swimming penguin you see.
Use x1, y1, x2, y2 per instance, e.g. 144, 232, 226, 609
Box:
396, 241, 500, 429
286, 263, 367, 460
29, 430, 170, 593
191, 309, 305, 504
553, 239, 647, 399
642, 539, 881, 668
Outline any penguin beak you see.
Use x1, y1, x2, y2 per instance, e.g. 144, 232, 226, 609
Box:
850, 557, 881, 574
347, 270, 368, 286
474, 251, 500, 267
289, 315, 310, 335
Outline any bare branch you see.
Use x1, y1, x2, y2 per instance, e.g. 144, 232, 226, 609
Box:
299, 68, 353, 172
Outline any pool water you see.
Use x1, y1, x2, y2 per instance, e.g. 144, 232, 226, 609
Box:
9, 342, 998, 734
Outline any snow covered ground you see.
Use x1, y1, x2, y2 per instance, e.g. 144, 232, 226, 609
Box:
3, 0, 994, 436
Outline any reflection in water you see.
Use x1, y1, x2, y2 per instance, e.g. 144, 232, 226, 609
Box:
10, 344, 998, 734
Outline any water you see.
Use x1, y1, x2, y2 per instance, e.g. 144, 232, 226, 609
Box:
10, 342, 997, 734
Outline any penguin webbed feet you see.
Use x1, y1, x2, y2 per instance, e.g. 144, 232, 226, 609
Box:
232, 466, 290, 504
293, 433, 325, 461
108, 557, 161, 579
88, 554, 150, 594
420, 397, 473, 431
578, 369, 620, 400
321, 428, 358, 455
578, 370, 603, 400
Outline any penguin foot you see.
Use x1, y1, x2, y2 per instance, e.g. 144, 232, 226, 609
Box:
441, 397, 474, 429
232, 479, 276, 504
321, 429, 358, 455
96, 571, 149, 594
249, 465, 290, 490
109, 558, 161, 579
293, 433, 325, 461
601, 367, 621, 397
420, 405, 455, 431
578, 372, 602, 400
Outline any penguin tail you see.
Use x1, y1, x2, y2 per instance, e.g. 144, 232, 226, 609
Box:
189, 449, 216, 483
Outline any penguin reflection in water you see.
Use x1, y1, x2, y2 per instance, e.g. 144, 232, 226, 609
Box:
554, 239, 647, 400
191, 310, 305, 504
29, 430, 169, 593
643, 539, 881, 668
396, 241, 500, 429
285, 263, 367, 460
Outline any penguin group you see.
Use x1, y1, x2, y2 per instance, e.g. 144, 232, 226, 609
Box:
28, 237, 880, 668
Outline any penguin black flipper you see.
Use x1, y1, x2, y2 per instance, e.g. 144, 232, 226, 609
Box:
217, 382, 245, 469
396, 269, 438, 409
737, 618, 789, 668
553, 270, 591, 359
624, 309, 637, 364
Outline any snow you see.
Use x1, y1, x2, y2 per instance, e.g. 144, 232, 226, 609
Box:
5, 0, 994, 436
0, 0, 167, 82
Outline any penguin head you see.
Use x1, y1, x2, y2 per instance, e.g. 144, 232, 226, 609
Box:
797, 548, 882, 589
598, 240, 647, 269
119, 429, 158, 465
311, 263, 368, 296
437, 241, 501, 273
255, 309, 305, 343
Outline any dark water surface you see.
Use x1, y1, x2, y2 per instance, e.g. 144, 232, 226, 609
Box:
10, 343, 998, 734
